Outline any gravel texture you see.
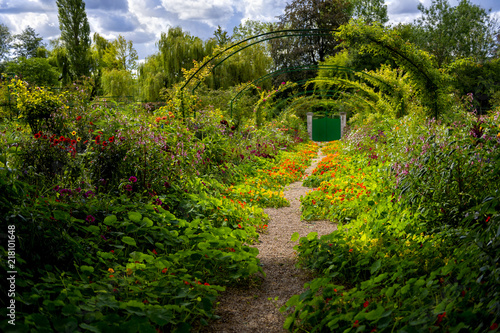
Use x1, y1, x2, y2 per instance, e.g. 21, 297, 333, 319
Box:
200, 148, 337, 333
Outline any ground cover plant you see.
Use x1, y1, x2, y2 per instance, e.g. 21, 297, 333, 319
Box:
0, 77, 315, 332
282, 108, 500, 332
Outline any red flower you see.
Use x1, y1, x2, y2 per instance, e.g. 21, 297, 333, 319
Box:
486, 216, 491, 223
102, 141, 108, 146
161, 268, 168, 273
76, 116, 82, 121
152, 249, 158, 255
363, 301, 369, 308
110, 250, 115, 253
461, 290, 466, 297
204, 282, 210, 286
71, 139, 77, 145
108, 136, 115, 142
490, 323, 498, 330
184, 281, 189, 285
349, 249, 353, 253
238, 224, 242, 228
353, 320, 359, 328
370, 329, 377, 332
34, 133, 41, 139
436, 312, 446, 325
95, 135, 101, 144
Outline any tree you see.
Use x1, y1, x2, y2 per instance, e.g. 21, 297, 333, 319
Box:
56, 0, 92, 79
351, 0, 388, 24
12, 26, 45, 59
157, 27, 213, 88
213, 26, 231, 46
0, 23, 11, 62
48, 38, 71, 86
5, 57, 59, 87
111, 35, 138, 72
415, 0, 496, 66
269, 0, 353, 83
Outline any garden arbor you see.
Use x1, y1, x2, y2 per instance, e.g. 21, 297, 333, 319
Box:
180, 24, 444, 121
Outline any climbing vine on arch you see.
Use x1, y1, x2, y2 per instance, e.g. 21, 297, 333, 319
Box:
334, 20, 452, 119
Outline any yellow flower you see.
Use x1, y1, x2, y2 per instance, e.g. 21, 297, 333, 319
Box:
71, 131, 76, 136
126, 268, 133, 276
77, 137, 82, 142
108, 268, 114, 273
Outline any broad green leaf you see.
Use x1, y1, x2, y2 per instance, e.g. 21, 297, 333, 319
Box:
306, 232, 318, 241
80, 265, 94, 273
370, 259, 382, 274
128, 211, 142, 222
122, 236, 137, 247
291, 232, 300, 242
104, 215, 117, 225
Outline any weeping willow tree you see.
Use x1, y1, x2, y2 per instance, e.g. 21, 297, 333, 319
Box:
137, 54, 167, 102
156, 27, 214, 89
100, 69, 135, 98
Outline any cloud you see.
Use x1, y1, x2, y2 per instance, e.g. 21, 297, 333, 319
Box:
94, 13, 140, 32
387, 0, 420, 15
160, 0, 234, 26
85, 0, 128, 12
239, 0, 288, 22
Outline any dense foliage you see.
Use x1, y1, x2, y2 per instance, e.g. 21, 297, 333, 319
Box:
0, 80, 312, 332
283, 109, 500, 332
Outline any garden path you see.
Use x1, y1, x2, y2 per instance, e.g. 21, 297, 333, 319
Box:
201, 146, 337, 332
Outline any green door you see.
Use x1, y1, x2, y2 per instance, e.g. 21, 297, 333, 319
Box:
312, 117, 341, 142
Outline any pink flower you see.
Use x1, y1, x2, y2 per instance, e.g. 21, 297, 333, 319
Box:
129, 176, 137, 183
85, 215, 95, 223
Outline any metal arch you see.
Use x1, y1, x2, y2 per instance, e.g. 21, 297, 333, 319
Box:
268, 89, 377, 117
190, 32, 334, 93
179, 28, 339, 93
229, 64, 396, 117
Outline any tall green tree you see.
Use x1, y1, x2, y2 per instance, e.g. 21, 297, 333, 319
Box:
0, 23, 12, 62
351, 0, 388, 24
12, 26, 45, 59
56, 0, 92, 79
269, 0, 353, 83
415, 0, 496, 66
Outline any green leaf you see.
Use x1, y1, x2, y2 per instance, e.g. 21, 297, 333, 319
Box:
61, 303, 79, 316
306, 232, 318, 241
122, 236, 137, 247
80, 265, 94, 273
370, 259, 382, 274
79, 323, 101, 333
128, 211, 142, 222
143, 217, 154, 227
291, 232, 300, 242
385, 286, 395, 298
104, 215, 117, 225
365, 304, 385, 320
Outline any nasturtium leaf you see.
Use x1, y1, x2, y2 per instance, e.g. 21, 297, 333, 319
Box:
291, 232, 300, 242
122, 236, 137, 247
365, 305, 385, 320
306, 232, 318, 241
104, 215, 117, 225
370, 259, 382, 274
128, 211, 142, 222
143, 217, 154, 227
80, 265, 94, 273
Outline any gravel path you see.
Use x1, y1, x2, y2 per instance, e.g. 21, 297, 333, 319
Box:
200, 147, 337, 333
